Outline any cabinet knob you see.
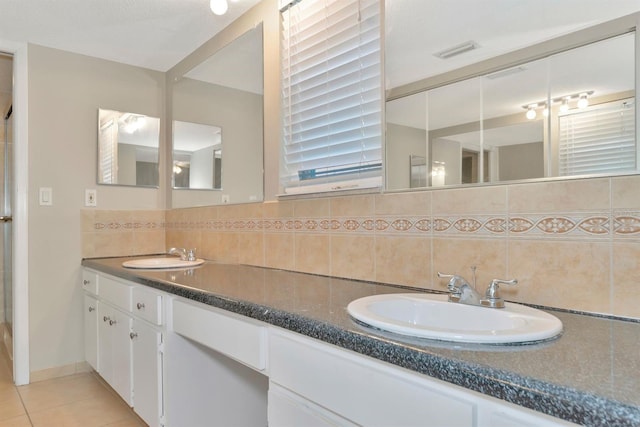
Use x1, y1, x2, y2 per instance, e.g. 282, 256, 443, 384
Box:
109, 319, 117, 326
103, 316, 110, 322
88, 306, 95, 312
136, 302, 145, 310
83, 279, 90, 285
130, 332, 138, 340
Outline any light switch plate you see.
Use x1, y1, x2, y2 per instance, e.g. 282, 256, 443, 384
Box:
39, 187, 53, 206
85, 189, 97, 207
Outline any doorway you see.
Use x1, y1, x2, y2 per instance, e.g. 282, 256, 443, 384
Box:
0, 52, 12, 373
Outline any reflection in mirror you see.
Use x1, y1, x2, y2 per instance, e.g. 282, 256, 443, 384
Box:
172, 25, 263, 208
97, 108, 160, 187
385, 2, 639, 191
173, 121, 222, 190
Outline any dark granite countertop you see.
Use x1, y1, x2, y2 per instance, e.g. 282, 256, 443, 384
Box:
82, 257, 640, 427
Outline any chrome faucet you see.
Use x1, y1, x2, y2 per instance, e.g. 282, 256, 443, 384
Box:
168, 247, 197, 261
438, 272, 517, 308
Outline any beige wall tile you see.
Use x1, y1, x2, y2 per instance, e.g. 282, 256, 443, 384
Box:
214, 233, 239, 263
375, 235, 430, 288
294, 198, 330, 218
508, 178, 609, 213
432, 186, 507, 215
330, 234, 375, 281
295, 233, 330, 275
432, 238, 507, 292
508, 240, 610, 313
80, 210, 95, 233
218, 202, 263, 220
198, 231, 220, 260
92, 232, 134, 258
330, 195, 375, 217
133, 231, 165, 256
612, 242, 640, 319
237, 232, 265, 266
375, 191, 430, 216
264, 233, 295, 271
263, 200, 294, 219
612, 175, 640, 210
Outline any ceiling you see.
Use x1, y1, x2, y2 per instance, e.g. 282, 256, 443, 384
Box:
0, 0, 262, 72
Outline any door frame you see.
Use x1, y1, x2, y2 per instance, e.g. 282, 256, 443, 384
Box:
0, 39, 29, 385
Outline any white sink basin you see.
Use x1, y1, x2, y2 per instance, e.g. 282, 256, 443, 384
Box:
122, 257, 205, 269
347, 293, 562, 344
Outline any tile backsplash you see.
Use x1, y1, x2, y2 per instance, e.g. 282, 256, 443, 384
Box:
82, 175, 640, 319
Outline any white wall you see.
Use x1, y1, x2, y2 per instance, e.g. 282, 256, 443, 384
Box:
386, 123, 427, 190
27, 44, 165, 373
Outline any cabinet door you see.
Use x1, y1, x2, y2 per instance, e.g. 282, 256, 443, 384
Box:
269, 384, 357, 427
131, 319, 163, 427
97, 304, 133, 406
83, 294, 99, 371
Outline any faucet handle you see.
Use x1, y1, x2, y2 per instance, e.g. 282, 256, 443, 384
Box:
437, 272, 466, 293
187, 248, 197, 262
482, 278, 518, 308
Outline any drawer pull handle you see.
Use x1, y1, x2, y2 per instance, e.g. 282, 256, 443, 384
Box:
88, 306, 95, 312
109, 319, 117, 326
136, 302, 145, 310
103, 316, 110, 322
83, 279, 90, 285
130, 332, 138, 340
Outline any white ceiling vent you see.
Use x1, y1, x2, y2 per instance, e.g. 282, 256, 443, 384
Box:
486, 66, 527, 80
433, 41, 479, 59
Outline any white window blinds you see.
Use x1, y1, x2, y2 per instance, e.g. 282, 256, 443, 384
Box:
280, 0, 382, 194
99, 119, 118, 184
559, 99, 636, 176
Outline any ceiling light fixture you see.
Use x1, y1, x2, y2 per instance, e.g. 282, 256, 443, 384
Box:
210, 0, 228, 15
525, 105, 537, 120
560, 97, 570, 113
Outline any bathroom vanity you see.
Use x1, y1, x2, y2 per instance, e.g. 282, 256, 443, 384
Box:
81, 257, 640, 426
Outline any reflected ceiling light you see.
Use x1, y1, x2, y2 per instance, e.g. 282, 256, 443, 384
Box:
522, 91, 594, 119
577, 93, 589, 109
173, 165, 182, 174
210, 0, 228, 15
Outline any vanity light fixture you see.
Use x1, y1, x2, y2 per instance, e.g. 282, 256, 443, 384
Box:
210, 0, 228, 15
522, 91, 594, 119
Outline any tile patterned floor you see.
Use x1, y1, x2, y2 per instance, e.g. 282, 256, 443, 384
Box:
0, 346, 146, 427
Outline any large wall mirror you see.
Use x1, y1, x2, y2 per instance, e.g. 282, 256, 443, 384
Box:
97, 108, 160, 187
172, 24, 264, 207
385, 1, 640, 190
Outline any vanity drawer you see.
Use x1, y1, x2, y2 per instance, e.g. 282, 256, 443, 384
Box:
172, 299, 266, 371
82, 270, 98, 295
98, 275, 132, 311
269, 331, 475, 426
132, 286, 163, 325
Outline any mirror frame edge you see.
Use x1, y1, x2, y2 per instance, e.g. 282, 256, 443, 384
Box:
166, 0, 278, 208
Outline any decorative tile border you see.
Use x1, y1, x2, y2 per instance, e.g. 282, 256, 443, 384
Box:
93, 220, 165, 231
158, 211, 640, 240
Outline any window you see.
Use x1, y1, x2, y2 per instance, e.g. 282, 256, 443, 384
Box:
280, 0, 382, 194
559, 99, 636, 176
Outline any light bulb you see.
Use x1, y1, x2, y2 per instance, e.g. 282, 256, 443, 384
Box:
560, 98, 570, 113
577, 93, 589, 109
542, 107, 549, 117
526, 106, 536, 120
210, 0, 228, 15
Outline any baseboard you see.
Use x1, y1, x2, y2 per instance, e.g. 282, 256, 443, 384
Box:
30, 361, 92, 383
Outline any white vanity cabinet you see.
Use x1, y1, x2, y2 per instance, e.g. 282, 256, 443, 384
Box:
268, 330, 577, 427
83, 266, 578, 427
83, 269, 165, 426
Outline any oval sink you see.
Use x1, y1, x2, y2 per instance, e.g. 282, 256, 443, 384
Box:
347, 293, 562, 344
122, 257, 205, 269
